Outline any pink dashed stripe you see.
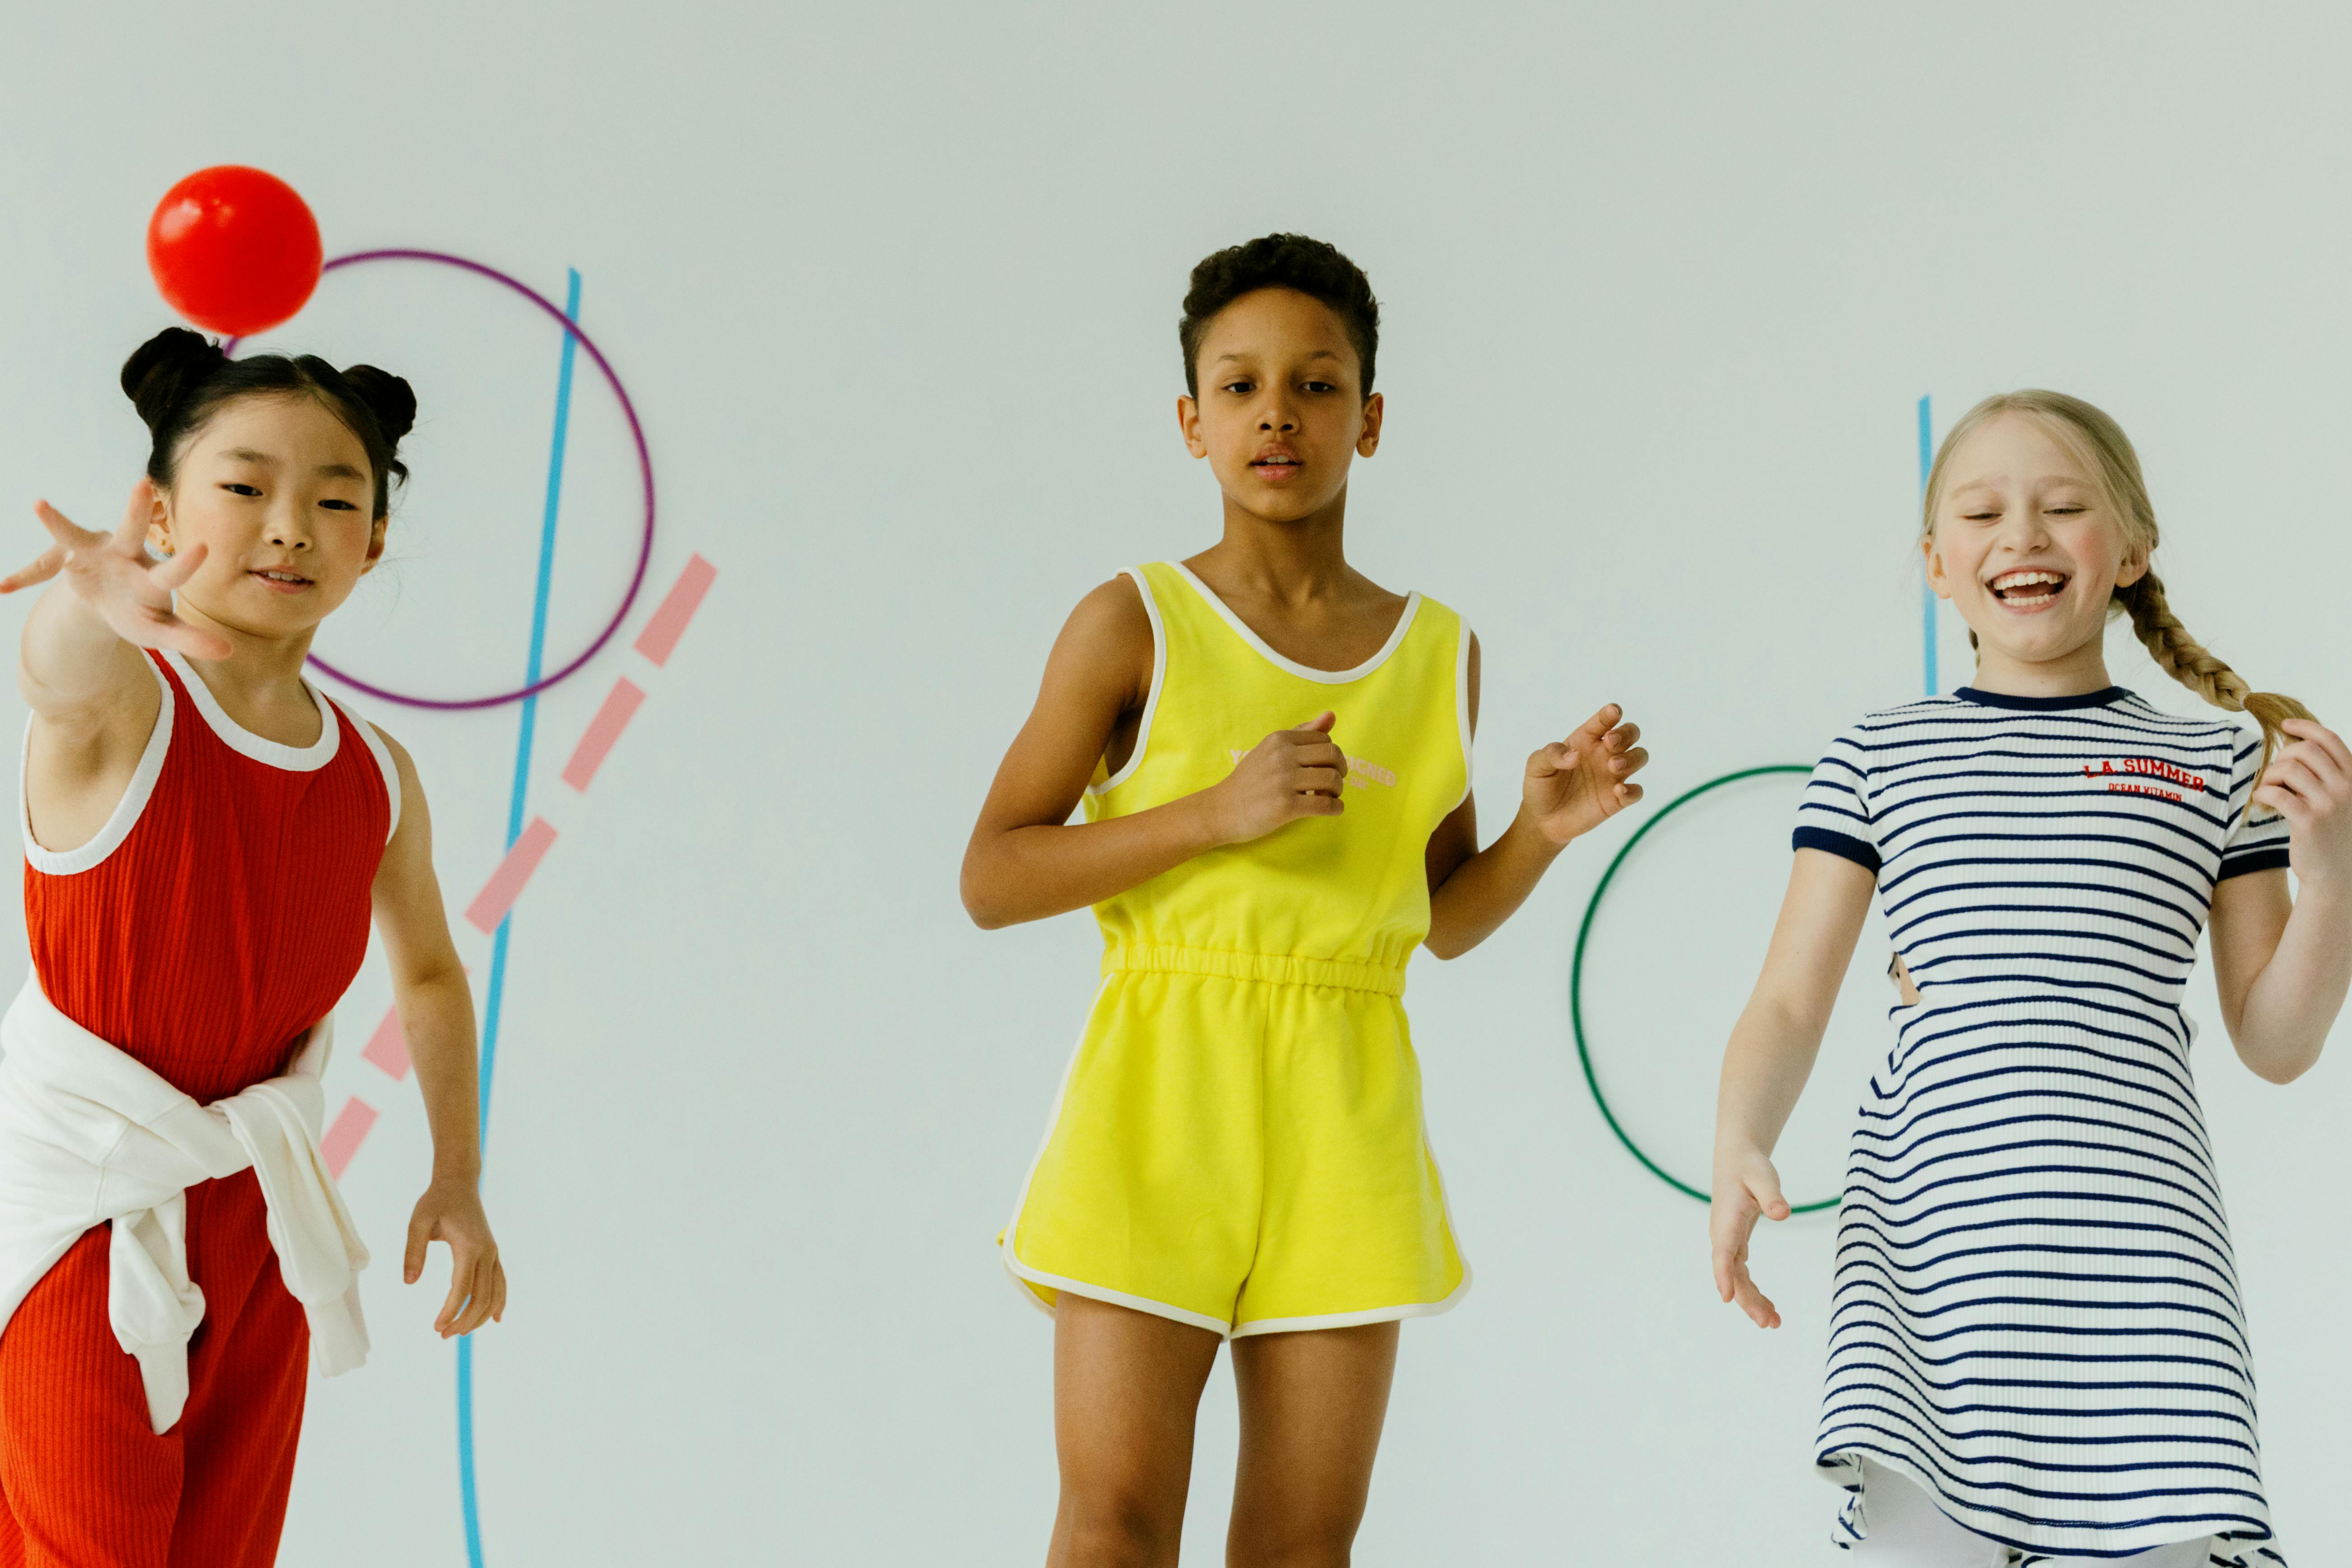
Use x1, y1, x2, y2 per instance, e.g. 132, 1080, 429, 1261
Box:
362, 1004, 412, 1080
337, 554, 715, 1180
322, 1097, 379, 1179
464, 817, 559, 935
561, 677, 646, 792
632, 554, 716, 667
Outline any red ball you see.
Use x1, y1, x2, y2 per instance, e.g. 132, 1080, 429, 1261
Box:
145, 166, 322, 338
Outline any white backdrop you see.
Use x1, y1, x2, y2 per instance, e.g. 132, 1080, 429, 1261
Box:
5, 5, 2350, 1563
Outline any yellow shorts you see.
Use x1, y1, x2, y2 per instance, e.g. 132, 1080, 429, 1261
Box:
1000, 948, 1469, 1336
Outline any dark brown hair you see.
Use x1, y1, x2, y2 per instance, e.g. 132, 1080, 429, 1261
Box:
121, 327, 417, 519
1178, 233, 1380, 398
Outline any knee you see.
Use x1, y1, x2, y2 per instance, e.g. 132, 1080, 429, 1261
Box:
1228, 1508, 1361, 1568
1057, 1486, 1183, 1568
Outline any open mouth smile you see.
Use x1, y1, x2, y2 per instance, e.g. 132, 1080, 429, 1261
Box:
1987, 569, 2067, 612
1250, 448, 1302, 481
250, 568, 315, 594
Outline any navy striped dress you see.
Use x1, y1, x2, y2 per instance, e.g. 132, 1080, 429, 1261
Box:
1793, 686, 2291, 1563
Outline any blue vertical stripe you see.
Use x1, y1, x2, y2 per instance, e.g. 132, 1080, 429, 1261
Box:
459, 264, 583, 1568
1918, 394, 1936, 697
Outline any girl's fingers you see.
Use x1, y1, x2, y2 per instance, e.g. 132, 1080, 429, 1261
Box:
490, 1259, 509, 1323
149, 540, 206, 593
403, 1209, 432, 1285
2282, 738, 2349, 798
0, 547, 67, 594
1749, 1169, 1790, 1223
109, 480, 156, 551
2251, 783, 2307, 825
455, 1254, 497, 1335
1612, 746, 1652, 776
436, 1249, 475, 1335
31, 501, 101, 552
2265, 755, 2329, 806
2283, 719, 2352, 776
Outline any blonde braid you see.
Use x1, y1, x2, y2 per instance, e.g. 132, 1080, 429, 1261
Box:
2117, 572, 2311, 775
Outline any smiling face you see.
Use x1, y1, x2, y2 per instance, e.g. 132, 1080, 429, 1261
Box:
1178, 287, 1382, 525
149, 394, 387, 640
1925, 410, 2148, 689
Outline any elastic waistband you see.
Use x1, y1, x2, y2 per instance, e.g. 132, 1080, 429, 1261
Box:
1101, 944, 1406, 997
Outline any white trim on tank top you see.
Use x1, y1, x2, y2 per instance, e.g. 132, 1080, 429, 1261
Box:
1452, 616, 1474, 812
1163, 561, 1422, 685
161, 650, 339, 772
1088, 566, 1168, 797
19, 655, 176, 877
324, 695, 403, 843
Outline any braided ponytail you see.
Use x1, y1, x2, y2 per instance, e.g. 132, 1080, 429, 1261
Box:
1924, 389, 2312, 777
2116, 572, 2310, 774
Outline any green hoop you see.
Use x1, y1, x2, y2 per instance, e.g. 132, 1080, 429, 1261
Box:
1568, 765, 1841, 1214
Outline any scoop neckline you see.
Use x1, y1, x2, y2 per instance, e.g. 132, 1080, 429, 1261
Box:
162, 650, 340, 771
1164, 562, 1421, 685
1953, 685, 2131, 711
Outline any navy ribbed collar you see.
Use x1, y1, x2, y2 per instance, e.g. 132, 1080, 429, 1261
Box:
1953, 686, 2131, 711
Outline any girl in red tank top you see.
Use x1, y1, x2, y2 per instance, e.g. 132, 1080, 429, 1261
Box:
0, 328, 505, 1568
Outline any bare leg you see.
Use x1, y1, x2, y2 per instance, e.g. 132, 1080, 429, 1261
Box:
1224, 1322, 1400, 1568
1047, 1294, 1223, 1568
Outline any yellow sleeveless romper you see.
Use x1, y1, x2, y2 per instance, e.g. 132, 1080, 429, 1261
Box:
1000, 560, 1473, 1336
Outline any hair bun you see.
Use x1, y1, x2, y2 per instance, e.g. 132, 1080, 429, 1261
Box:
340, 365, 417, 447
120, 327, 228, 432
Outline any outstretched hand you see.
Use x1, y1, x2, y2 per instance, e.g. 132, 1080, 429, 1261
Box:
0, 481, 232, 660
1523, 704, 1647, 845
1711, 1146, 1790, 1329
404, 1177, 507, 1338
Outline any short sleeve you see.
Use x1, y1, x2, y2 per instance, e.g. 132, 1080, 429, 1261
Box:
1792, 726, 1879, 874
2219, 728, 2292, 880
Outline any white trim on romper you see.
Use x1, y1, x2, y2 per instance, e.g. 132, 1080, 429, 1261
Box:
1450, 616, 1474, 813
1164, 562, 1421, 686
328, 700, 403, 844
161, 650, 339, 772
19, 655, 175, 877
1086, 566, 1166, 798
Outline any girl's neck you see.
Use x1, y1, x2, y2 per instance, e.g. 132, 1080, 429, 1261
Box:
173, 600, 320, 710
1199, 488, 1354, 605
1965, 635, 2117, 700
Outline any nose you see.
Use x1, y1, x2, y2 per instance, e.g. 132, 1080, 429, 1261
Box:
1256, 398, 1298, 434
264, 497, 314, 551
1995, 502, 2051, 554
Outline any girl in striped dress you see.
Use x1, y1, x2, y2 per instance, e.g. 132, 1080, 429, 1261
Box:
0, 329, 505, 1565
1710, 390, 2351, 1566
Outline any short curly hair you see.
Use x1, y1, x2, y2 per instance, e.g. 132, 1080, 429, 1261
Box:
1178, 233, 1380, 398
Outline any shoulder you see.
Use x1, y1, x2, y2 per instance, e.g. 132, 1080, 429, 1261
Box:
1814, 696, 1972, 763
1043, 572, 1155, 706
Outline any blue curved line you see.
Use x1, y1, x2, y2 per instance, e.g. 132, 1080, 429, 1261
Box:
1919, 394, 1936, 696
459, 264, 583, 1568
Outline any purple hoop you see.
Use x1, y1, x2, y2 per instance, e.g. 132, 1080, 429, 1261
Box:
223, 248, 655, 710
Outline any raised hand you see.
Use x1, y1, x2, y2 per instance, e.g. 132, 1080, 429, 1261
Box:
1523, 704, 1647, 845
1206, 711, 1348, 844
2257, 719, 2352, 889
1, 481, 233, 660
1711, 1145, 1791, 1329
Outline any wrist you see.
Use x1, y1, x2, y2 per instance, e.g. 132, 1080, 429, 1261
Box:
1183, 782, 1239, 850
430, 1157, 482, 1187
1510, 802, 1576, 857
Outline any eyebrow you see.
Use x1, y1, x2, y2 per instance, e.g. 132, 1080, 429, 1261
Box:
1212, 349, 1343, 365
219, 448, 364, 482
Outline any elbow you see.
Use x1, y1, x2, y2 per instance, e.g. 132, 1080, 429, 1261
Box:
2252, 1052, 2317, 1086
958, 861, 1012, 931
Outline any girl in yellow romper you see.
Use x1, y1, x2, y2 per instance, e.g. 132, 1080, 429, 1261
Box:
963, 234, 1650, 1568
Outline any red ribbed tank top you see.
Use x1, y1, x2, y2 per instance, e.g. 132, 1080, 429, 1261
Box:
22, 651, 397, 1103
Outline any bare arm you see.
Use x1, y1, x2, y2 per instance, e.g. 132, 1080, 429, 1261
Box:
1709, 848, 1876, 1329
2208, 719, 2352, 1085
1422, 635, 1649, 959
371, 733, 506, 1337
960, 578, 1349, 929
5, 483, 235, 845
